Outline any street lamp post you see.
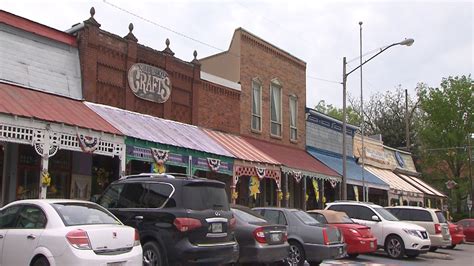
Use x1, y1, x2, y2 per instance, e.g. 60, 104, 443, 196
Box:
341, 36, 414, 200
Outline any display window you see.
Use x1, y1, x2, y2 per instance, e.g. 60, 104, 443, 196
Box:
16, 145, 41, 199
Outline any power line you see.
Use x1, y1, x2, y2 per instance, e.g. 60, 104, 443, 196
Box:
307, 75, 341, 84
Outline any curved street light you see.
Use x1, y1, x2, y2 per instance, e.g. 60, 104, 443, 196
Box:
341, 37, 415, 200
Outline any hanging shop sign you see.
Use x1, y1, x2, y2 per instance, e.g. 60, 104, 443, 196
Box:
127, 63, 172, 103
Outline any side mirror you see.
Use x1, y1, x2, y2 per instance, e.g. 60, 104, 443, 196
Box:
371, 215, 380, 222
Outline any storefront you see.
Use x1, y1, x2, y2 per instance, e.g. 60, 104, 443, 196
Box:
203, 129, 283, 207
244, 137, 341, 210
85, 102, 235, 196
307, 147, 390, 206
0, 83, 125, 206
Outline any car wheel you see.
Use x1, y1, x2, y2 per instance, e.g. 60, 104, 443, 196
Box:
429, 247, 438, 252
286, 241, 305, 266
308, 261, 321, 266
347, 253, 359, 258
143, 241, 163, 266
31, 256, 50, 266
385, 235, 405, 259
447, 245, 456, 249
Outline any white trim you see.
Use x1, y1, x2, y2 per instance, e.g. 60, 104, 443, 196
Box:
200, 71, 241, 91
251, 78, 262, 132
289, 95, 298, 141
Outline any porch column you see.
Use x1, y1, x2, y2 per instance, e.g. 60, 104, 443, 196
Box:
302, 177, 307, 211
284, 172, 289, 208
120, 147, 127, 176
39, 130, 51, 199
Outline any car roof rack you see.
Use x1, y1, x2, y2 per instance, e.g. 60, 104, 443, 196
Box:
119, 172, 200, 180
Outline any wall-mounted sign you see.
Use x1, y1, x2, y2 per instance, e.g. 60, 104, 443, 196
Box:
127, 63, 172, 103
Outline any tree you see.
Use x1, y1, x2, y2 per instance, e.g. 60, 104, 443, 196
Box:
314, 100, 361, 126
417, 75, 473, 217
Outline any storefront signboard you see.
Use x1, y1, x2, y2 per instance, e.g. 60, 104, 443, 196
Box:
127, 63, 172, 103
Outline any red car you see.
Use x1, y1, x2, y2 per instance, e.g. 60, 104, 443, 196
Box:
307, 209, 377, 258
446, 222, 465, 248
457, 219, 474, 242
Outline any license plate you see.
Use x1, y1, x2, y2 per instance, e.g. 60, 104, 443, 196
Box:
370, 241, 374, 248
270, 233, 281, 242
211, 223, 223, 233
339, 247, 343, 254
107, 262, 125, 266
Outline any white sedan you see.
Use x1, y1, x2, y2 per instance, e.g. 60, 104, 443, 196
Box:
0, 199, 142, 266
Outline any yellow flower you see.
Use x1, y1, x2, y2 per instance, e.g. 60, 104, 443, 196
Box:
278, 191, 283, 201
249, 176, 260, 200
41, 171, 51, 187
232, 191, 239, 200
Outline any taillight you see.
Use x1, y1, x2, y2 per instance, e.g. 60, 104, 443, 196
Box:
229, 217, 237, 230
322, 228, 330, 245
134, 229, 140, 246
349, 228, 361, 236
435, 224, 441, 234
282, 231, 288, 242
253, 227, 267, 244
66, 229, 91, 250
173, 218, 202, 232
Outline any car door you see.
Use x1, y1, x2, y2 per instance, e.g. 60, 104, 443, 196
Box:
2, 205, 47, 266
352, 206, 383, 245
0, 205, 22, 266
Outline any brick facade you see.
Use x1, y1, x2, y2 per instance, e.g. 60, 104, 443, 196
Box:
74, 11, 240, 131
201, 28, 307, 149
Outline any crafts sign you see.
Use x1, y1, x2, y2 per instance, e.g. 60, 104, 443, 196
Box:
127, 63, 172, 103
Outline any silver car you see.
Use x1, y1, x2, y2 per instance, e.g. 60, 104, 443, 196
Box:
254, 207, 346, 266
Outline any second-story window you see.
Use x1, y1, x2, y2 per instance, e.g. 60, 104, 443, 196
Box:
270, 80, 282, 137
289, 95, 298, 141
251, 79, 262, 131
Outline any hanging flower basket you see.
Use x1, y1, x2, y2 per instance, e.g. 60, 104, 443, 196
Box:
41, 170, 51, 187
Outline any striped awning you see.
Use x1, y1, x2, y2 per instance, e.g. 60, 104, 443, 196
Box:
397, 174, 446, 198
366, 166, 423, 197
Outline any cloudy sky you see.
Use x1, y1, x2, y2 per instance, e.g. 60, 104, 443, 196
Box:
2, 0, 472, 108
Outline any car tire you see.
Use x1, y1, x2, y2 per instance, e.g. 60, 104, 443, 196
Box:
287, 241, 305, 266
31, 256, 50, 266
384, 235, 405, 259
143, 241, 163, 266
429, 247, 438, 252
347, 253, 359, 258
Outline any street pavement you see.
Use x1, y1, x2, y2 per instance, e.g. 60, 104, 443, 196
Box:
317, 242, 474, 265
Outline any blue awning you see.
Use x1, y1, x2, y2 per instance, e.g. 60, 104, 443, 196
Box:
307, 147, 389, 190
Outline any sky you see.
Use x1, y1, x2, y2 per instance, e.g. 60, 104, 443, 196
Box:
2, 0, 472, 108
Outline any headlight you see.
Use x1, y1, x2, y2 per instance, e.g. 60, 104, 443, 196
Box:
403, 229, 423, 239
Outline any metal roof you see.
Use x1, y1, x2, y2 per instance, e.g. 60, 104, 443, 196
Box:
244, 137, 340, 179
203, 129, 280, 165
85, 102, 234, 158
0, 82, 120, 135
365, 166, 423, 195
307, 147, 389, 190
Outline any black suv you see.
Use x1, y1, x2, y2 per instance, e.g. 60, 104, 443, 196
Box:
97, 173, 239, 266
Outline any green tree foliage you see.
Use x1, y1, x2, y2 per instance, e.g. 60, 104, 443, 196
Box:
417, 75, 473, 214
314, 100, 361, 126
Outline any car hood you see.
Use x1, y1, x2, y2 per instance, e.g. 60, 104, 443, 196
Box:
384, 220, 426, 231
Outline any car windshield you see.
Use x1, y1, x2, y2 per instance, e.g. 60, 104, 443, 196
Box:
232, 208, 267, 223
52, 202, 121, 226
373, 207, 399, 221
294, 210, 319, 225
182, 182, 229, 211
325, 212, 354, 224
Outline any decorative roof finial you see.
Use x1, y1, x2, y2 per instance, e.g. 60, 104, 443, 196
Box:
124, 23, 138, 42
90, 7, 95, 18
191, 50, 200, 65
163, 38, 175, 56
85, 7, 101, 27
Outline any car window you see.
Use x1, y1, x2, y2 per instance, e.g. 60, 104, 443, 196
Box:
15, 206, 47, 229
52, 202, 121, 226
98, 183, 124, 208
182, 182, 229, 211
373, 207, 399, 221
293, 210, 319, 225
435, 211, 447, 223
278, 211, 288, 225
262, 210, 279, 224
308, 213, 328, 224
411, 210, 433, 222
0, 206, 22, 229
327, 204, 354, 217
355, 206, 377, 220
232, 208, 267, 223
144, 183, 174, 208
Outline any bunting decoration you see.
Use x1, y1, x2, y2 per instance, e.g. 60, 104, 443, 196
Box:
312, 178, 320, 202
77, 134, 100, 153
151, 148, 169, 165
255, 167, 266, 179
249, 176, 261, 200
293, 171, 303, 183
330, 179, 337, 188
152, 163, 166, 174
207, 158, 221, 172
354, 186, 359, 202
